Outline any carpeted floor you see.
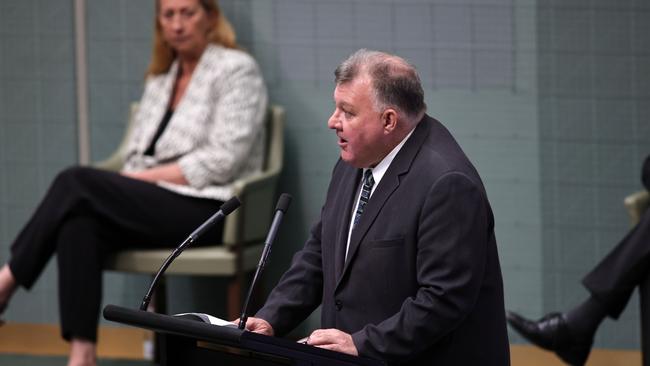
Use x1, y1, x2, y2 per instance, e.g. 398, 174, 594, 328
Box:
0, 354, 150, 366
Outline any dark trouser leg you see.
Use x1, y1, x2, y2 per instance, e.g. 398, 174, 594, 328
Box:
57, 216, 112, 342
583, 208, 650, 319
8, 166, 223, 341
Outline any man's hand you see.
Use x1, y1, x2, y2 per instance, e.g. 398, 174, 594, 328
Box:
305, 329, 358, 356
240, 317, 274, 336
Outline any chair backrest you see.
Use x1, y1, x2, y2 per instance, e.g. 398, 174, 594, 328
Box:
94, 103, 140, 172
624, 190, 650, 225
222, 106, 285, 248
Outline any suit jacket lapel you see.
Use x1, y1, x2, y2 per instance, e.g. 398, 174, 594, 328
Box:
335, 117, 432, 291
152, 51, 210, 153
138, 61, 177, 154
334, 167, 362, 280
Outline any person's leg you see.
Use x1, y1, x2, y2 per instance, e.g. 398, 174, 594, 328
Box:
7, 167, 95, 290
51, 167, 223, 330
1, 167, 93, 318
581, 207, 650, 319
57, 216, 112, 343
563, 297, 608, 338
4, 166, 223, 361
0, 265, 17, 319
508, 207, 650, 365
68, 338, 96, 366
8, 166, 224, 290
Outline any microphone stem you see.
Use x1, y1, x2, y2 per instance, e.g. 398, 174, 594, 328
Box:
238, 211, 284, 329
238, 266, 263, 329
139, 236, 193, 311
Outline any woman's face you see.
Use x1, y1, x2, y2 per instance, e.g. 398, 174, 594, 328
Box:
158, 0, 214, 58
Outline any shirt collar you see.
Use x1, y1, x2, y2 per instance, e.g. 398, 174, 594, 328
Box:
365, 128, 415, 186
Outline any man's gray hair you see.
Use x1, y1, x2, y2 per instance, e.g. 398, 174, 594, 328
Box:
334, 49, 426, 119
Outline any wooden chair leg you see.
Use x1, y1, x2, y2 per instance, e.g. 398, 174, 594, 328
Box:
227, 276, 243, 320
641, 272, 650, 366
149, 276, 167, 364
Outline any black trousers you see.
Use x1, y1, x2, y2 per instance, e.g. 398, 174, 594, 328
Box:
583, 205, 650, 319
9, 167, 224, 342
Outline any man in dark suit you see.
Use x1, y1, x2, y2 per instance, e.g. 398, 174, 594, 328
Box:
245, 49, 510, 365
507, 155, 650, 366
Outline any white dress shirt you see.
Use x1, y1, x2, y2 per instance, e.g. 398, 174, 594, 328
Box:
345, 129, 415, 259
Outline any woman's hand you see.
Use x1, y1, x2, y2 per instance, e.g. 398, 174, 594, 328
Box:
122, 163, 188, 185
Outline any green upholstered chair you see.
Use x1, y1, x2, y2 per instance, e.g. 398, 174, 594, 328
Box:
623, 189, 650, 366
96, 104, 285, 319
624, 190, 650, 226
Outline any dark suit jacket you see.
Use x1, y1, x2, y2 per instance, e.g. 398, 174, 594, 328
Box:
257, 115, 510, 365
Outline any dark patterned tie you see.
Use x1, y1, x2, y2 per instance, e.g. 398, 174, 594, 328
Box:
353, 169, 375, 228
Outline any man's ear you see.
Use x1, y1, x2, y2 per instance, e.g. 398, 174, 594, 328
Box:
382, 108, 398, 134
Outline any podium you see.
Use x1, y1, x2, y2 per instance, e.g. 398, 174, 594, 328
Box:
103, 305, 384, 366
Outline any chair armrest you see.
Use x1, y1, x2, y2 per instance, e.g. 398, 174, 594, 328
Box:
231, 167, 279, 196
624, 190, 650, 225
223, 169, 280, 247
94, 153, 124, 172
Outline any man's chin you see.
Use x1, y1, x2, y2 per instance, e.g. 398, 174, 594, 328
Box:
340, 155, 364, 169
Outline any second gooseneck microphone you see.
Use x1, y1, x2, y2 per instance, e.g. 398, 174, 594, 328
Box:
238, 193, 292, 329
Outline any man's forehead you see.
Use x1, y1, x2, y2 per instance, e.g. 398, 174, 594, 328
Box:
333, 77, 371, 101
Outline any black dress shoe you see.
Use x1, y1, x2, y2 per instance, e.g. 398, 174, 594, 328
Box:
507, 311, 592, 366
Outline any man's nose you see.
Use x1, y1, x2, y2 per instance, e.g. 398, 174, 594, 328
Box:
327, 111, 339, 130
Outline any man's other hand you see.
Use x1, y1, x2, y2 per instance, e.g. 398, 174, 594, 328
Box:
240, 317, 274, 336
305, 328, 358, 356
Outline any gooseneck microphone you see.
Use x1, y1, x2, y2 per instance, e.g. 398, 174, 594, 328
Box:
238, 193, 292, 330
139, 196, 241, 311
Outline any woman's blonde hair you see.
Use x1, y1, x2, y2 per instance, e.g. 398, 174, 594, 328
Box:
146, 0, 238, 76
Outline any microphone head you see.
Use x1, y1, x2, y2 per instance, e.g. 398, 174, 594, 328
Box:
221, 196, 241, 215
275, 193, 292, 213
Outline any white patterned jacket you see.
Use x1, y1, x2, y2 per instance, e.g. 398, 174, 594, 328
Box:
122, 44, 268, 201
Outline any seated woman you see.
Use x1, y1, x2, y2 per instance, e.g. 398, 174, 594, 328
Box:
507, 155, 650, 366
0, 0, 267, 365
